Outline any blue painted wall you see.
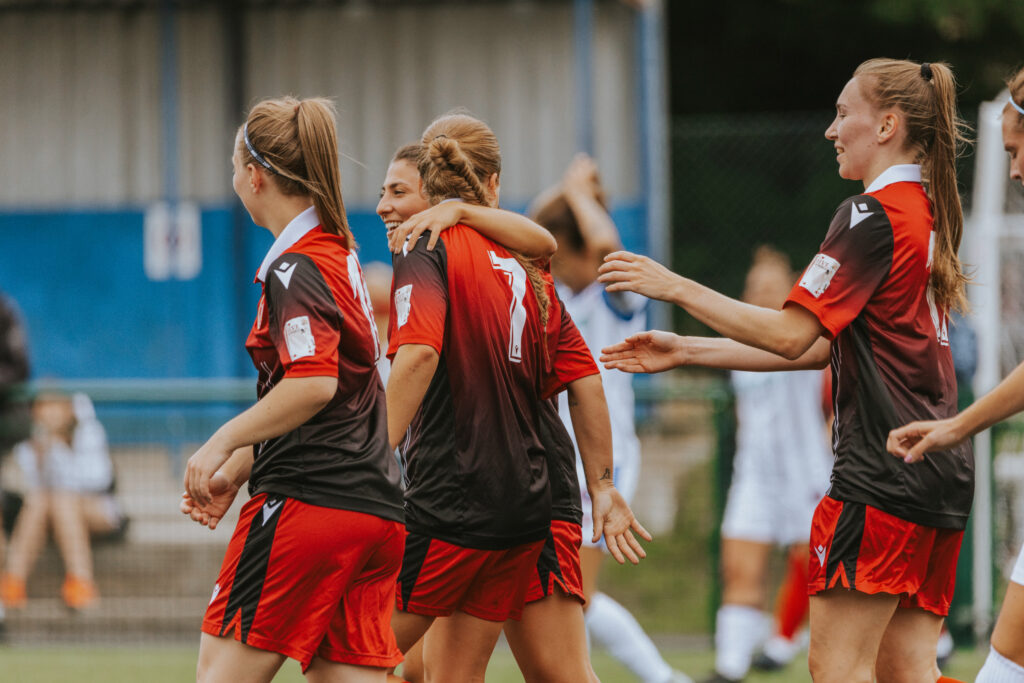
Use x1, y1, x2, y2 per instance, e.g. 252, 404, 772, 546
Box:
0, 203, 646, 380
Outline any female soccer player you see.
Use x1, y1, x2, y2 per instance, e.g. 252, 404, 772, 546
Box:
385, 114, 646, 682
600, 59, 971, 683
181, 96, 405, 683
888, 65, 1024, 683
379, 138, 649, 682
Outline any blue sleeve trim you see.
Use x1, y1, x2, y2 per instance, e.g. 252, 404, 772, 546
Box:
602, 288, 645, 321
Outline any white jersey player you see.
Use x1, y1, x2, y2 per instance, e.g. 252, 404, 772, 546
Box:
707, 247, 832, 683
533, 155, 690, 683
558, 282, 646, 544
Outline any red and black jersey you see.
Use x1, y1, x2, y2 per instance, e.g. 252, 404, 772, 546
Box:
388, 224, 560, 549
786, 164, 973, 530
246, 207, 403, 523
541, 287, 600, 525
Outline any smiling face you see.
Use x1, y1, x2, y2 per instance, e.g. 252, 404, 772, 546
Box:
1003, 105, 1024, 187
825, 77, 886, 183
376, 159, 430, 231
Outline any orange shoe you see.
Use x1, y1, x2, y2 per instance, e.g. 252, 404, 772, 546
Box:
0, 575, 26, 608
61, 576, 98, 610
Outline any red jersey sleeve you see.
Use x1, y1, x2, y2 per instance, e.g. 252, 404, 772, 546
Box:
542, 304, 599, 399
264, 253, 342, 378
785, 195, 894, 339
387, 242, 448, 359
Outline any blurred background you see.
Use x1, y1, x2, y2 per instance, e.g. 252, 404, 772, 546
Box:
0, 0, 1023, 680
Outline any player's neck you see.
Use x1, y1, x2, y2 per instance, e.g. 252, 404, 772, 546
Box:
262, 196, 317, 238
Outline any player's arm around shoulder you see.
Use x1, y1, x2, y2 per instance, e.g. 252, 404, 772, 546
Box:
389, 200, 556, 260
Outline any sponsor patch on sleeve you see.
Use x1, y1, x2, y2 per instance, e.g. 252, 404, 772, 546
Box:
395, 284, 413, 328
283, 316, 316, 361
799, 254, 841, 298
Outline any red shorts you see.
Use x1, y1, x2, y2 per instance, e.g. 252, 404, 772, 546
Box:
395, 531, 544, 622
202, 493, 405, 670
525, 520, 585, 605
808, 496, 963, 616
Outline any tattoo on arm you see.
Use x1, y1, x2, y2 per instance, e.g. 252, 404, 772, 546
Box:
599, 468, 611, 481
568, 397, 579, 407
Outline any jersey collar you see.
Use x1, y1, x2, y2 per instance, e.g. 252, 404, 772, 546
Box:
864, 164, 922, 194
256, 205, 319, 283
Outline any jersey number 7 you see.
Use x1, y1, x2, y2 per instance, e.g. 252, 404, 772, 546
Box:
489, 251, 527, 363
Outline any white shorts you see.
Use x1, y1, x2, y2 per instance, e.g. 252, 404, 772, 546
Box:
720, 450, 826, 547
578, 455, 640, 550
1012, 541, 1024, 586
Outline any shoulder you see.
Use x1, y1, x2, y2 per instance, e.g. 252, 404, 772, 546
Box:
263, 251, 337, 307
829, 194, 891, 233
266, 251, 319, 290
394, 235, 448, 272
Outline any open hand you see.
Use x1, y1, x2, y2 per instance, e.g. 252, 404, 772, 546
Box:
590, 485, 652, 565
598, 251, 682, 302
600, 330, 685, 374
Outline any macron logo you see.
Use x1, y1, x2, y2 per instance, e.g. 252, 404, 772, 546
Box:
815, 544, 827, 568
850, 201, 873, 228
274, 262, 297, 289
261, 498, 283, 526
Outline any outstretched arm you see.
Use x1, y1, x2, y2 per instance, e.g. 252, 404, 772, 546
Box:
889, 360, 1024, 463
598, 251, 826, 360
388, 201, 556, 259
600, 330, 831, 374
565, 374, 651, 564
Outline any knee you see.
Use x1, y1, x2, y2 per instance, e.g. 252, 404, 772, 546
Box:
807, 646, 827, 682
721, 563, 764, 606
720, 571, 763, 606
808, 645, 873, 683
195, 657, 209, 683
517, 654, 588, 683
20, 492, 51, 514
873, 656, 938, 683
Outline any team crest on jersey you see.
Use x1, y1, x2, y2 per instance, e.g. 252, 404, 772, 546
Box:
283, 316, 316, 360
395, 284, 413, 328
799, 254, 840, 298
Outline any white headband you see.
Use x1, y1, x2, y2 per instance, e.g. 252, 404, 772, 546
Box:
1009, 95, 1024, 117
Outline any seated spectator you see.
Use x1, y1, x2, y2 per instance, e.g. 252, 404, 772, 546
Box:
0, 390, 126, 610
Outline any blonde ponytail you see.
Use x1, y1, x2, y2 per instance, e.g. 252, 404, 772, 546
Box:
239, 96, 354, 249
854, 58, 970, 312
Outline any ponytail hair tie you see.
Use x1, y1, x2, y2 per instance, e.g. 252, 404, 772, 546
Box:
920, 62, 933, 81
433, 134, 449, 141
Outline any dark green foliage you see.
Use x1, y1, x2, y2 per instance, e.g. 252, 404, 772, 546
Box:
669, 0, 1024, 116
